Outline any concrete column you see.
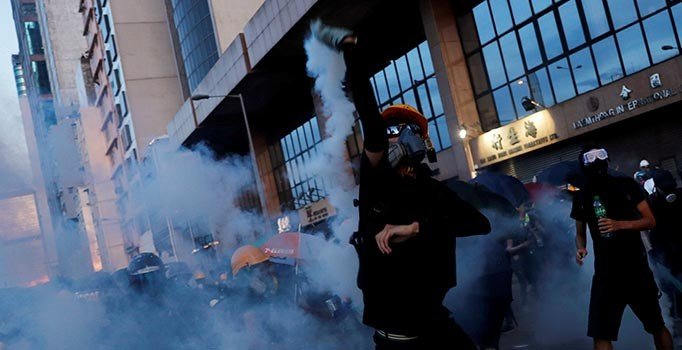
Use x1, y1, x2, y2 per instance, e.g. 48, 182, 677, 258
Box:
420, 0, 480, 180
252, 129, 282, 219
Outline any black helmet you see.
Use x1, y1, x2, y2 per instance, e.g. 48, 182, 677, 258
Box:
128, 253, 166, 295
128, 252, 164, 276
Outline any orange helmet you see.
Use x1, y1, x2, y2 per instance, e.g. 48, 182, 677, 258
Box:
231, 245, 269, 276
381, 104, 429, 138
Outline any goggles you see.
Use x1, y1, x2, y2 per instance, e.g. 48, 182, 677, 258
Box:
582, 148, 608, 165
386, 123, 421, 137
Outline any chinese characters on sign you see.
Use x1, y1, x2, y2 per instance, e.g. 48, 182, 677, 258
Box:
650, 74, 662, 89
508, 127, 520, 146
492, 133, 503, 151
573, 82, 682, 130
480, 117, 559, 165
620, 85, 632, 100
298, 198, 337, 226
525, 120, 538, 138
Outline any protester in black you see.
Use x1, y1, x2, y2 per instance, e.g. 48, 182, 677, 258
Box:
571, 145, 673, 350
311, 21, 491, 350
645, 169, 682, 319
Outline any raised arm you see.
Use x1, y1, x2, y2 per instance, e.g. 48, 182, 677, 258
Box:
342, 37, 387, 168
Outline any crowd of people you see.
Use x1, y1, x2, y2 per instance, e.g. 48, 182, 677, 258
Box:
2, 19, 682, 350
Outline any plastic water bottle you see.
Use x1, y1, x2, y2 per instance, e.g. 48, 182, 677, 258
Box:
593, 196, 613, 238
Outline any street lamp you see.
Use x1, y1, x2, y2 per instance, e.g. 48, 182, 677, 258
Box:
662, 45, 681, 51
521, 96, 543, 111
189, 93, 268, 217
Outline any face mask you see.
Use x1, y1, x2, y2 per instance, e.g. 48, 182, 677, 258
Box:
387, 126, 426, 168
584, 159, 608, 178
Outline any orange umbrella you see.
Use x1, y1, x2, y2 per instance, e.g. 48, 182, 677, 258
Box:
260, 232, 326, 260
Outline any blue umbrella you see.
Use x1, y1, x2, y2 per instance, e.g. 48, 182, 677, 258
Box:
470, 172, 530, 208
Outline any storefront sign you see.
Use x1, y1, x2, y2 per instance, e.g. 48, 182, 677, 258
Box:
573, 83, 682, 130
298, 198, 336, 226
473, 112, 561, 167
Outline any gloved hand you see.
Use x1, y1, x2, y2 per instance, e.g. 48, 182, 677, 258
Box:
310, 19, 353, 50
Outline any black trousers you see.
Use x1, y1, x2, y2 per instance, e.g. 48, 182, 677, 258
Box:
373, 315, 477, 350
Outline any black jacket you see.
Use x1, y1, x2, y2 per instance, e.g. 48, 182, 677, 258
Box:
345, 37, 490, 334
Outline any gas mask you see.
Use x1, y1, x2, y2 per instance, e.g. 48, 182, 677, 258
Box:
387, 125, 428, 168
645, 178, 678, 203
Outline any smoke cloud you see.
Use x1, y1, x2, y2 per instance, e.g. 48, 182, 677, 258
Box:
0, 94, 31, 192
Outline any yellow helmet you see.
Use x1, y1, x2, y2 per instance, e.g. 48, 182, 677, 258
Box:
231, 245, 269, 276
381, 104, 429, 138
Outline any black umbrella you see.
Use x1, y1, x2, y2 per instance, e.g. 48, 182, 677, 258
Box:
470, 172, 530, 208
536, 160, 628, 189
443, 179, 518, 218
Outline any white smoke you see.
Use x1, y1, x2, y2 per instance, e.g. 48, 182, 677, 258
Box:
0, 94, 31, 192
301, 35, 363, 304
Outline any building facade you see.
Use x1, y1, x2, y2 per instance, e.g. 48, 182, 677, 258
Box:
461, 0, 682, 182
165, 0, 682, 234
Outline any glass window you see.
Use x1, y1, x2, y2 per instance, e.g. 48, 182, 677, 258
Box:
436, 116, 452, 150
569, 47, 599, 94
407, 47, 424, 81
395, 56, 412, 91
637, 0, 666, 17
548, 59, 576, 103
617, 24, 650, 74
24, 22, 44, 56
500, 32, 525, 80
607, 0, 638, 30
420, 42, 435, 75
643, 11, 678, 64
511, 77, 533, 118
592, 36, 624, 85
373, 73, 389, 102
559, 1, 586, 50
493, 86, 516, 125
528, 68, 555, 107
510, 0, 533, 24
384, 62, 400, 97
483, 42, 507, 88
519, 23, 543, 69
674, 4, 682, 46
473, 2, 496, 44
427, 78, 444, 116
490, 0, 514, 34
538, 11, 563, 59
532, 0, 552, 14
581, 0, 610, 39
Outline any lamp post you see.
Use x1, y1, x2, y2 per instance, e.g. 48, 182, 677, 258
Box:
190, 94, 268, 217
556, 64, 582, 70
521, 96, 544, 112
457, 123, 482, 179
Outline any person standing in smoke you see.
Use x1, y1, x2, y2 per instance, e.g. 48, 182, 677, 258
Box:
571, 145, 674, 350
311, 20, 491, 350
644, 169, 682, 320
